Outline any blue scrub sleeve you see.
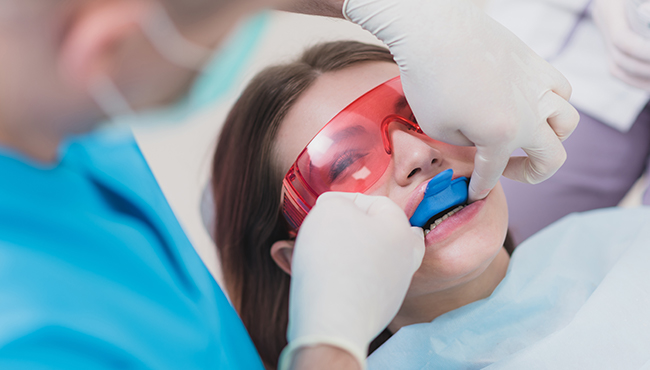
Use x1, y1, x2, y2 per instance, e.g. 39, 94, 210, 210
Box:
0, 129, 265, 369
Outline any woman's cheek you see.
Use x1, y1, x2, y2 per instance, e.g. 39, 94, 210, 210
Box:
364, 170, 401, 202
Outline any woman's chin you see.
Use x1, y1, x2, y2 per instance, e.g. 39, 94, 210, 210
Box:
408, 240, 506, 298
413, 186, 509, 292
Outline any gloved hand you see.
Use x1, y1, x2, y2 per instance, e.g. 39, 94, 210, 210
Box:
278, 192, 425, 370
593, 0, 650, 90
344, 0, 580, 201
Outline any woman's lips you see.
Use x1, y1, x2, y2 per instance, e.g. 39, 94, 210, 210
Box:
423, 196, 486, 246
404, 181, 429, 220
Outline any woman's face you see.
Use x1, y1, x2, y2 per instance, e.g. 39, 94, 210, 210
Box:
275, 62, 508, 299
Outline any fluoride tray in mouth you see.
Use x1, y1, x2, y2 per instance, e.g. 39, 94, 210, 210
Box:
410, 169, 469, 228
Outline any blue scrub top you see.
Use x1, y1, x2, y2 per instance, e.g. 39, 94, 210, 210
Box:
0, 129, 264, 369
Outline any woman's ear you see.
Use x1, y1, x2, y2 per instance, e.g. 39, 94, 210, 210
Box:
58, 0, 152, 90
271, 240, 295, 276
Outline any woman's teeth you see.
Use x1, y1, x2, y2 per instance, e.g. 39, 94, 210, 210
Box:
424, 205, 465, 235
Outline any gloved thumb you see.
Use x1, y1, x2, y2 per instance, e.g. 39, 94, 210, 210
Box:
317, 192, 403, 218
468, 146, 509, 201
410, 226, 426, 271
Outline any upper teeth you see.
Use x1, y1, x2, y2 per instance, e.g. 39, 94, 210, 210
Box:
424, 205, 465, 235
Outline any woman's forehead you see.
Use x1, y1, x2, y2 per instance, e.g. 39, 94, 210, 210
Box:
275, 62, 400, 175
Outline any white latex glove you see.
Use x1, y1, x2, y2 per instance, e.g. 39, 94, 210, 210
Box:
278, 192, 425, 370
344, 0, 580, 201
593, 0, 650, 90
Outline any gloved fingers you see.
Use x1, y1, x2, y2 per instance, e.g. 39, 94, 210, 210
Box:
502, 127, 566, 184
546, 66, 573, 101
362, 195, 408, 220
421, 127, 475, 147
416, 120, 474, 147
409, 226, 426, 270
316, 191, 361, 209
540, 91, 580, 142
610, 45, 650, 79
611, 28, 650, 63
594, 0, 650, 62
610, 64, 650, 91
522, 128, 567, 183
468, 145, 509, 202
601, 34, 650, 89
317, 191, 405, 220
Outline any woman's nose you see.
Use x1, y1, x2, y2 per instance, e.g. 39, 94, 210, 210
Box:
390, 126, 443, 186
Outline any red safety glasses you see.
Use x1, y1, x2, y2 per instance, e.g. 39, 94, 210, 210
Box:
281, 76, 426, 232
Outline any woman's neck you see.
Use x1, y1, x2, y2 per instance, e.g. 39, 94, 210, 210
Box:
388, 247, 510, 332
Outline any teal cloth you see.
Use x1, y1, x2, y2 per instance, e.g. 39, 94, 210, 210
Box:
0, 129, 264, 369
369, 207, 650, 369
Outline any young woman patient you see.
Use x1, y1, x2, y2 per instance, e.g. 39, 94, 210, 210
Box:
210, 41, 650, 369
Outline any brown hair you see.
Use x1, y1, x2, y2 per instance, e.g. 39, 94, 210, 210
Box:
211, 41, 396, 369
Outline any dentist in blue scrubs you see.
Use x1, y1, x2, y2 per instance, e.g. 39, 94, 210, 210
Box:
0, 0, 579, 369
